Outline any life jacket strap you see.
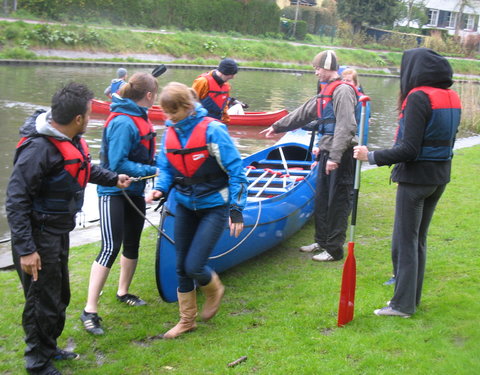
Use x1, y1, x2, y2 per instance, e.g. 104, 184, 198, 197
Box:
174, 172, 227, 186
167, 145, 208, 155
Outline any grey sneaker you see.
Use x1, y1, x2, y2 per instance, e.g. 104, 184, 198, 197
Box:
374, 306, 411, 318
383, 276, 396, 285
299, 243, 320, 252
80, 311, 104, 335
312, 250, 335, 262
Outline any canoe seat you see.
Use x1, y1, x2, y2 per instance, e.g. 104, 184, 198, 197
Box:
257, 159, 312, 170
245, 167, 309, 176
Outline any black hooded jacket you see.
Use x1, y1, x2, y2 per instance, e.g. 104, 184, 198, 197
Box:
372, 48, 459, 185
6, 110, 119, 257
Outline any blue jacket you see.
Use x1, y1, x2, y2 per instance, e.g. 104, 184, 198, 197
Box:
98, 95, 158, 196
154, 103, 247, 214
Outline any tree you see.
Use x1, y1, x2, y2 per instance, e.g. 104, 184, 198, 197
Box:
399, 0, 428, 28
337, 0, 400, 32
3, 0, 16, 13
453, 0, 478, 36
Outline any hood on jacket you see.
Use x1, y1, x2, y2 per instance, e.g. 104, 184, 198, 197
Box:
400, 48, 453, 98
110, 94, 149, 118
19, 109, 71, 141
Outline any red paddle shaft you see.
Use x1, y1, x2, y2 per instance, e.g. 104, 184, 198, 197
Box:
337, 96, 370, 327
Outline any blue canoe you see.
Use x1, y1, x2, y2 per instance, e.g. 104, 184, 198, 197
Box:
155, 129, 318, 302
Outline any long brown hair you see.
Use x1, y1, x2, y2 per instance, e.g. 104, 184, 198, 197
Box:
118, 72, 158, 102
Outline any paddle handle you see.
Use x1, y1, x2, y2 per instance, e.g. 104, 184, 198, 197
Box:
349, 96, 370, 242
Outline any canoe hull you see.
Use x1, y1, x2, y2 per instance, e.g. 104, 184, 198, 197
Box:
92, 99, 287, 127
229, 109, 288, 127
155, 130, 317, 302
91, 99, 167, 123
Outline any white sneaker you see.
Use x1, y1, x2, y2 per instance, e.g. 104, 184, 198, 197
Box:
374, 306, 411, 318
312, 251, 334, 262
299, 243, 320, 253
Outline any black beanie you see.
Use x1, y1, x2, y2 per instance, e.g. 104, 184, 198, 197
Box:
218, 58, 238, 75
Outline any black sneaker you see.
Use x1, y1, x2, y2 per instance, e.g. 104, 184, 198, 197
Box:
116, 293, 147, 306
80, 311, 104, 335
29, 364, 62, 375
53, 347, 80, 361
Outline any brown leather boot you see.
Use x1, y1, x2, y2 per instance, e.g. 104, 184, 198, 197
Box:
200, 272, 225, 321
163, 290, 197, 339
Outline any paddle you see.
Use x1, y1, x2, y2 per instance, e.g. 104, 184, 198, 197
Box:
151, 64, 167, 77
337, 96, 370, 327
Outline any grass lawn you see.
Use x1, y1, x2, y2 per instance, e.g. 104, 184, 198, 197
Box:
1, 146, 479, 374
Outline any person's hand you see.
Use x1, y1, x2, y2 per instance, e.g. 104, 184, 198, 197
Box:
260, 126, 276, 138
116, 174, 131, 189
229, 218, 244, 238
353, 146, 369, 161
20, 252, 41, 281
145, 190, 163, 203
325, 160, 338, 175
312, 146, 320, 156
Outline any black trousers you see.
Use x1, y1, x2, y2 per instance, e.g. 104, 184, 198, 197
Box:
390, 183, 446, 314
13, 229, 70, 373
313, 149, 355, 260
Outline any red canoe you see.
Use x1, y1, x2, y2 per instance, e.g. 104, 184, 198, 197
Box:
91, 99, 288, 127
91, 99, 167, 123
229, 109, 288, 127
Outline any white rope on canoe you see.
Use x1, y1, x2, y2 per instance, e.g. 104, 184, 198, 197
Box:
208, 200, 262, 260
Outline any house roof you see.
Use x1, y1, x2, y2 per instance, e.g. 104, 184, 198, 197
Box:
424, 0, 480, 15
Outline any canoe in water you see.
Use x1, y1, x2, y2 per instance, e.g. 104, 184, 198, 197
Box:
91, 99, 167, 123
92, 99, 287, 127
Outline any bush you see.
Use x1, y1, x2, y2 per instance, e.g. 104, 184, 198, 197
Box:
18, 0, 281, 36
463, 34, 480, 58
295, 20, 308, 40
0, 47, 37, 59
379, 32, 421, 50
336, 21, 367, 47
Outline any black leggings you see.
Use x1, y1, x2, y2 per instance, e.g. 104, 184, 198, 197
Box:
96, 194, 145, 268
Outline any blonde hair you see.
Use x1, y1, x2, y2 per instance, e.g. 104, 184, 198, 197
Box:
159, 82, 196, 114
118, 72, 158, 102
341, 68, 359, 87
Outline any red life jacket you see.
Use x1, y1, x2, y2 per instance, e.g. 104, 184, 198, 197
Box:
315, 80, 365, 137
166, 118, 211, 177
17, 136, 91, 188
103, 112, 156, 164
165, 117, 228, 194
198, 72, 230, 120
395, 86, 461, 161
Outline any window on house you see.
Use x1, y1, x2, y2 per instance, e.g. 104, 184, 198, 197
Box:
428, 9, 439, 26
465, 14, 475, 30
446, 12, 457, 28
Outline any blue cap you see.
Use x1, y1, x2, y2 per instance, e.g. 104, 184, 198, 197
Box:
117, 68, 127, 78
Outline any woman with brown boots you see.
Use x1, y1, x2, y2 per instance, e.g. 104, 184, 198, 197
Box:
146, 82, 247, 338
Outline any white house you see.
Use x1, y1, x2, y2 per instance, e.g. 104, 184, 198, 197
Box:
402, 0, 480, 36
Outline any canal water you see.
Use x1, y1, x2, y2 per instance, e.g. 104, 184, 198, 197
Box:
0, 64, 464, 248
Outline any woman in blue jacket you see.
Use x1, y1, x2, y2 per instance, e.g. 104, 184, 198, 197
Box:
146, 82, 247, 339
81, 72, 159, 335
